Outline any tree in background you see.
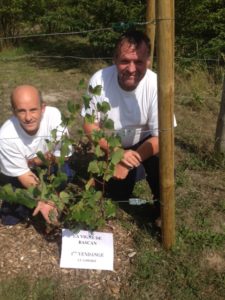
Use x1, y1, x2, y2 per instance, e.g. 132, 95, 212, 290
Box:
0, 0, 224, 61
85, 0, 145, 56
36, 0, 145, 56
175, 0, 225, 60
0, 0, 24, 49
0, 0, 45, 49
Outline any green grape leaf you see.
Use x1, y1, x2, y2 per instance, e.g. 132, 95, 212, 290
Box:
61, 115, 70, 126
89, 85, 102, 96
83, 94, 92, 109
36, 151, 48, 164
67, 101, 76, 114
88, 160, 100, 174
104, 200, 116, 218
97, 101, 111, 113
111, 148, 124, 165
95, 145, 105, 157
103, 171, 114, 182
84, 114, 95, 124
102, 119, 114, 129
78, 79, 85, 90
52, 172, 67, 188
51, 128, 58, 140
0, 184, 36, 209
108, 135, 121, 148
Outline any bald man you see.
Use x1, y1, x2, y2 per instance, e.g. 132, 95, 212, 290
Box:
0, 85, 73, 225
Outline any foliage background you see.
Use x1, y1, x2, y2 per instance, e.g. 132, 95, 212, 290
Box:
0, 0, 224, 59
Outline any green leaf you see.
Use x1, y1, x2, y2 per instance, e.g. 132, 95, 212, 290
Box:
92, 130, 104, 142
108, 135, 122, 148
97, 161, 107, 174
102, 118, 114, 129
45, 140, 55, 153
104, 200, 116, 218
0, 184, 36, 209
15, 190, 36, 209
0, 184, 16, 202
52, 172, 67, 188
103, 171, 114, 182
51, 128, 57, 140
36, 151, 48, 164
84, 114, 95, 124
78, 79, 85, 90
61, 138, 72, 158
89, 85, 102, 96
94, 190, 102, 201
111, 148, 124, 165
59, 191, 71, 204
95, 145, 105, 157
88, 160, 100, 174
39, 179, 49, 200
61, 115, 70, 126
97, 101, 111, 113
67, 100, 76, 114
83, 94, 92, 109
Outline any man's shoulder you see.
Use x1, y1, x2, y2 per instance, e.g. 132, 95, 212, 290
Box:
141, 69, 157, 89
90, 65, 116, 84
44, 106, 60, 114
146, 69, 157, 80
41, 106, 62, 130
43, 106, 61, 119
0, 117, 18, 139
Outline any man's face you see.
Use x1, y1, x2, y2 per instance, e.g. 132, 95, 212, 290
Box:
12, 88, 45, 135
114, 40, 150, 91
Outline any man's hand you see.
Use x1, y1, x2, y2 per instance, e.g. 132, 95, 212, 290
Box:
113, 162, 130, 180
18, 171, 40, 189
113, 150, 141, 180
27, 151, 55, 168
33, 201, 59, 225
121, 150, 141, 168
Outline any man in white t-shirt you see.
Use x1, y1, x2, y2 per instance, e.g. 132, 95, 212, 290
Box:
0, 85, 73, 225
81, 30, 161, 220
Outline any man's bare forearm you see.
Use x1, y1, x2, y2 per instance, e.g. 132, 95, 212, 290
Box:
136, 136, 159, 162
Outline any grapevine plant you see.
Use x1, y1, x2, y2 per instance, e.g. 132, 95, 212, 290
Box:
0, 84, 124, 230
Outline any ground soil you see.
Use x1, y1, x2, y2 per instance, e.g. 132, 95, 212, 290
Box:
0, 212, 139, 299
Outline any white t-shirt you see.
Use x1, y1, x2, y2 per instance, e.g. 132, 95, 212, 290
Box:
0, 106, 72, 177
81, 65, 159, 148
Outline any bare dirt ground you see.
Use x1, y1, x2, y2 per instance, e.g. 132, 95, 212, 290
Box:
0, 214, 138, 298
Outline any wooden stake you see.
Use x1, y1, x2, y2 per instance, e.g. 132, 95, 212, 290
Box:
146, 0, 156, 68
156, 0, 175, 249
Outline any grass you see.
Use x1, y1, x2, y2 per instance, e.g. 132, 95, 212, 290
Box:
0, 38, 225, 299
0, 276, 90, 300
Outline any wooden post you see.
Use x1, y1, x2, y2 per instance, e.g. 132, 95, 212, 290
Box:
215, 77, 225, 154
156, 0, 175, 249
146, 0, 156, 68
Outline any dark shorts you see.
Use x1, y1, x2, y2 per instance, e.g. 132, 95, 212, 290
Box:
105, 136, 160, 201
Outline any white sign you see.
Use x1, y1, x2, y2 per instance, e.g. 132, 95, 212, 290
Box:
60, 229, 114, 271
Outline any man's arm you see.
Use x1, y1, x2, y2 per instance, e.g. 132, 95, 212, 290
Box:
83, 121, 141, 180
18, 170, 40, 188
130, 136, 159, 164
83, 121, 109, 154
116, 136, 159, 179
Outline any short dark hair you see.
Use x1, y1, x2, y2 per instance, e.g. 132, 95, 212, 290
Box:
114, 29, 151, 59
